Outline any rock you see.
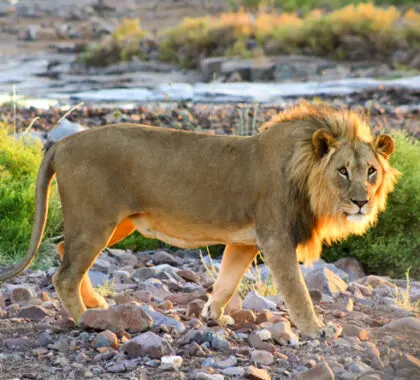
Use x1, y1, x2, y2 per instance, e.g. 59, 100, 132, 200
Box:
246, 365, 271, 380
309, 289, 323, 303
4, 337, 35, 350
160, 355, 183, 370
80, 303, 153, 332
186, 299, 206, 318
200, 57, 231, 81
256, 310, 272, 324
250, 350, 274, 365
294, 362, 335, 380
156, 299, 173, 311
333, 310, 346, 318
47, 118, 88, 143
121, 331, 170, 359
133, 290, 152, 303
18, 305, 52, 321
177, 269, 201, 283
168, 290, 206, 305
379, 317, 420, 332
141, 305, 186, 333
342, 324, 369, 341
357, 275, 393, 289
137, 278, 172, 299
88, 270, 108, 287
222, 367, 245, 376
334, 258, 365, 281
114, 294, 137, 305
243, 291, 277, 311
195, 373, 225, 380
251, 62, 277, 82
216, 355, 237, 369
10, 286, 34, 305
248, 331, 263, 348
269, 321, 299, 346
133, 267, 158, 281
94, 330, 118, 349
370, 355, 384, 370
410, 52, 420, 70
350, 361, 373, 373
337, 298, 354, 312
230, 309, 256, 325
395, 353, 420, 377
256, 329, 272, 340
211, 337, 230, 352
39, 332, 53, 347
152, 251, 181, 266
304, 268, 348, 296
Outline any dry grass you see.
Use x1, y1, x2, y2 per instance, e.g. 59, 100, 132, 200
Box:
95, 277, 118, 298
200, 248, 278, 299
393, 269, 420, 312
159, 3, 420, 67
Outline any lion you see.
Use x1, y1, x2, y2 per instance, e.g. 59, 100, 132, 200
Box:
0, 101, 399, 338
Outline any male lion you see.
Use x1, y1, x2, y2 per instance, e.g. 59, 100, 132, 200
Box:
0, 101, 399, 337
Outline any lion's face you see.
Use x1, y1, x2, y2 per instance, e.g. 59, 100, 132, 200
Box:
312, 129, 395, 223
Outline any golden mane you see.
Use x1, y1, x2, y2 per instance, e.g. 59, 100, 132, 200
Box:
260, 101, 400, 265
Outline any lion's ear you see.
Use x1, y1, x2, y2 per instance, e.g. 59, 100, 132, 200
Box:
375, 134, 395, 160
312, 129, 336, 158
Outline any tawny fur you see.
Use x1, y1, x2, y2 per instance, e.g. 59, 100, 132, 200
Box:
0, 101, 399, 336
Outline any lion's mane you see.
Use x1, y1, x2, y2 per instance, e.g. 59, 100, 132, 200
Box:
260, 101, 400, 264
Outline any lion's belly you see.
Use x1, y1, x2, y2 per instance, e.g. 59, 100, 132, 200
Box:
129, 213, 257, 248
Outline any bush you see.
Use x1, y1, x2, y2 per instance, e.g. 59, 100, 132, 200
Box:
157, 3, 420, 67
323, 132, 420, 279
0, 125, 62, 268
80, 3, 420, 68
79, 18, 148, 67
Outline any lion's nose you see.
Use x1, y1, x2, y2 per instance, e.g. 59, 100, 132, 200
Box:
351, 199, 368, 208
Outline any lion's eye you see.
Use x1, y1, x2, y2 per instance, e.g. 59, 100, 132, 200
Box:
338, 167, 348, 177
368, 167, 376, 176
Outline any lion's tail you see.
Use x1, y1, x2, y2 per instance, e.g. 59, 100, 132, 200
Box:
0, 145, 56, 281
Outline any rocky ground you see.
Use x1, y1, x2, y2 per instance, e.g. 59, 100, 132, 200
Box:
0, 248, 419, 380
4, 88, 420, 146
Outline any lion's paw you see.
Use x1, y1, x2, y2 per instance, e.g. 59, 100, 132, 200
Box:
216, 315, 235, 327
201, 298, 234, 327
322, 321, 342, 339
303, 321, 342, 340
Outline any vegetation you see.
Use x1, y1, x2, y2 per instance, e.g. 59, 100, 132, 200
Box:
227, 0, 418, 13
159, 3, 420, 68
200, 249, 278, 298
80, 3, 420, 69
95, 277, 118, 298
392, 268, 420, 312
0, 124, 62, 268
79, 18, 149, 67
323, 132, 420, 279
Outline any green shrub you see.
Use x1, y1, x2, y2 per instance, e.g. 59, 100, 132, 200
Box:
0, 125, 62, 268
323, 132, 420, 279
79, 19, 148, 67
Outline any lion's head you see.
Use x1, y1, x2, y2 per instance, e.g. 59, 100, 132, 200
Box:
261, 101, 400, 263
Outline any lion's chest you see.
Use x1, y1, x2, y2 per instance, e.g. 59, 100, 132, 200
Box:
129, 213, 257, 249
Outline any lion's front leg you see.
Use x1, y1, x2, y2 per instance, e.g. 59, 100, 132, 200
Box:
260, 239, 325, 338
202, 244, 258, 326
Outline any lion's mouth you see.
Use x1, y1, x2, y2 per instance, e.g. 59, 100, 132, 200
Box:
345, 212, 367, 223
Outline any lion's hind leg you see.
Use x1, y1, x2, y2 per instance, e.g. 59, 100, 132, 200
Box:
202, 244, 258, 326
56, 218, 135, 310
